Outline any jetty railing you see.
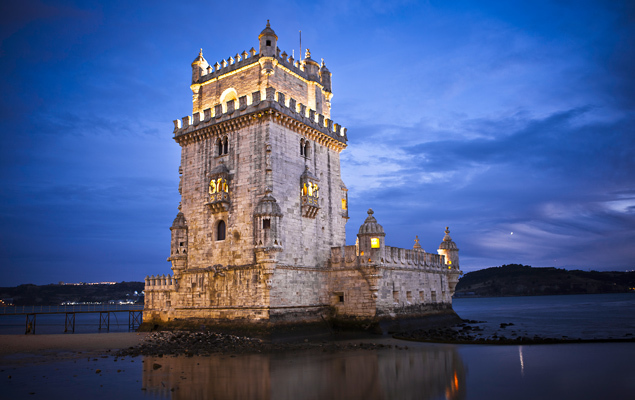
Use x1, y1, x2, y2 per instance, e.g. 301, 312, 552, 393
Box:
0, 304, 143, 315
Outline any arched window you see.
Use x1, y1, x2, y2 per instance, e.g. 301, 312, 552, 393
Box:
216, 220, 226, 241
216, 136, 228, 156
300, 139, 310, 158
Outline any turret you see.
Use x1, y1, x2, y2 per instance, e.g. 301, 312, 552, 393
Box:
191, 49, 209, 83
357, 209, 385, 264
320, 60, 332, 92
437, 227, 459, 269
168, 211, 188, 276
303, 49, 320, 80
258, 20, 278, 57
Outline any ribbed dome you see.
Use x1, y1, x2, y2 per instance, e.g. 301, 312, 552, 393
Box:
171, 212, 187, 229
320, 60, 330, 73
358, 209, 385, 235
258, 20, 278, 39
438, 227, 458, 250
192, 49, 206, 65
254, 194, 283, 216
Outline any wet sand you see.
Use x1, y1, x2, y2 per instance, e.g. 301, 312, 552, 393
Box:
0, 333, 148, 364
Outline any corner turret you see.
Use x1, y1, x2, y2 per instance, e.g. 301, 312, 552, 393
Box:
357, 209, 385, 264
303, 49, 320, 80
168, 211, 188, 277
258, 20, 278, 57
320, 60, 332, 92
437, 227, 459, 269
191, 49, 209, 83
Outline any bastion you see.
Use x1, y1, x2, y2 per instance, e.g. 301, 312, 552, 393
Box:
143, 22, 462, 333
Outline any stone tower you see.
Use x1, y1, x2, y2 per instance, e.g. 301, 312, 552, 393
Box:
145, 22, 349, 323
144, 22, 461, 329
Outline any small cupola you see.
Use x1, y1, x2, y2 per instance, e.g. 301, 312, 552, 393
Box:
357, 209, 386, 263
438, 227, 458, 250
259, 20, 278, 57
358, 209, 385, 236
437, 227, 460, 268
191, 49, 209, 83
303, 49, 320, 80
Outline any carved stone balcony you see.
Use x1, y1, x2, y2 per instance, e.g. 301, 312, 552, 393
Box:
206, 191, 230, 213
301, 195, 319, 218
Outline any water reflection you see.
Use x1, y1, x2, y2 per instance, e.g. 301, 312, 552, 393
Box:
142, 345, 466, 400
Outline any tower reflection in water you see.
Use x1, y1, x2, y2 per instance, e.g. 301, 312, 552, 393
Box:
142, 345, 466, 400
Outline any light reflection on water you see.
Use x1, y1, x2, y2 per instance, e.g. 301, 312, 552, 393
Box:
2, 342, 635, 399
141, 346, 466, 400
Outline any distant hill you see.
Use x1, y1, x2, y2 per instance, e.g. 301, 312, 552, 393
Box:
0, 281, 145, 306
454, 264, 635, 297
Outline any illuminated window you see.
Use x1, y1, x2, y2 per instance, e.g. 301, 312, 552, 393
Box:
209, 178, 229, 196
341, 198, 347, 210
370, 238, 380, 248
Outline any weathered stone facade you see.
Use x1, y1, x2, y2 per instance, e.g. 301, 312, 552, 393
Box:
144, 22, 461, 327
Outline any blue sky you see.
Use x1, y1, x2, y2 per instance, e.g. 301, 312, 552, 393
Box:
1, 0, 633, 285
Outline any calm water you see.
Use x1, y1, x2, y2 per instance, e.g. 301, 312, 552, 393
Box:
1, 294, 634, 399
453, 293, 635, 339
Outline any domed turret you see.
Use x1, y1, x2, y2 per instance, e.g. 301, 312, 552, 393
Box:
191, 49, 209, 83
303, 49, 320, 80
357, 209, 386, 263
320, 59, 332, 92
437, 227, 459, 268
358, 209, 385, 236
254, 194, 283, 254
168, 211, 188, 275
259, 20, 278, 57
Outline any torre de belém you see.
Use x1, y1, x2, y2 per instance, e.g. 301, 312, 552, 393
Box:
144, 22, 462, 330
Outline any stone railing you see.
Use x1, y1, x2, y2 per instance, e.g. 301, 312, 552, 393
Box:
145, 274, 177, 291
173, 87, 347, 144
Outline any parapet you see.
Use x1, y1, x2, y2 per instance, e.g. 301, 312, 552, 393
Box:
145, 274, 177, 292
173, 87, 347, 150
329, 245, 449, 271
192, 45, 331, 91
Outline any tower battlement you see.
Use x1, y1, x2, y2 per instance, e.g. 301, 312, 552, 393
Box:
174, 86, 347, 150
190, 22, 333, 120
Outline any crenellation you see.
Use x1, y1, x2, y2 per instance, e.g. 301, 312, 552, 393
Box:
239, 95, 247, 110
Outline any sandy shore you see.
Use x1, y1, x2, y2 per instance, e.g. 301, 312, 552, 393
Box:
0, 332, 148, 364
